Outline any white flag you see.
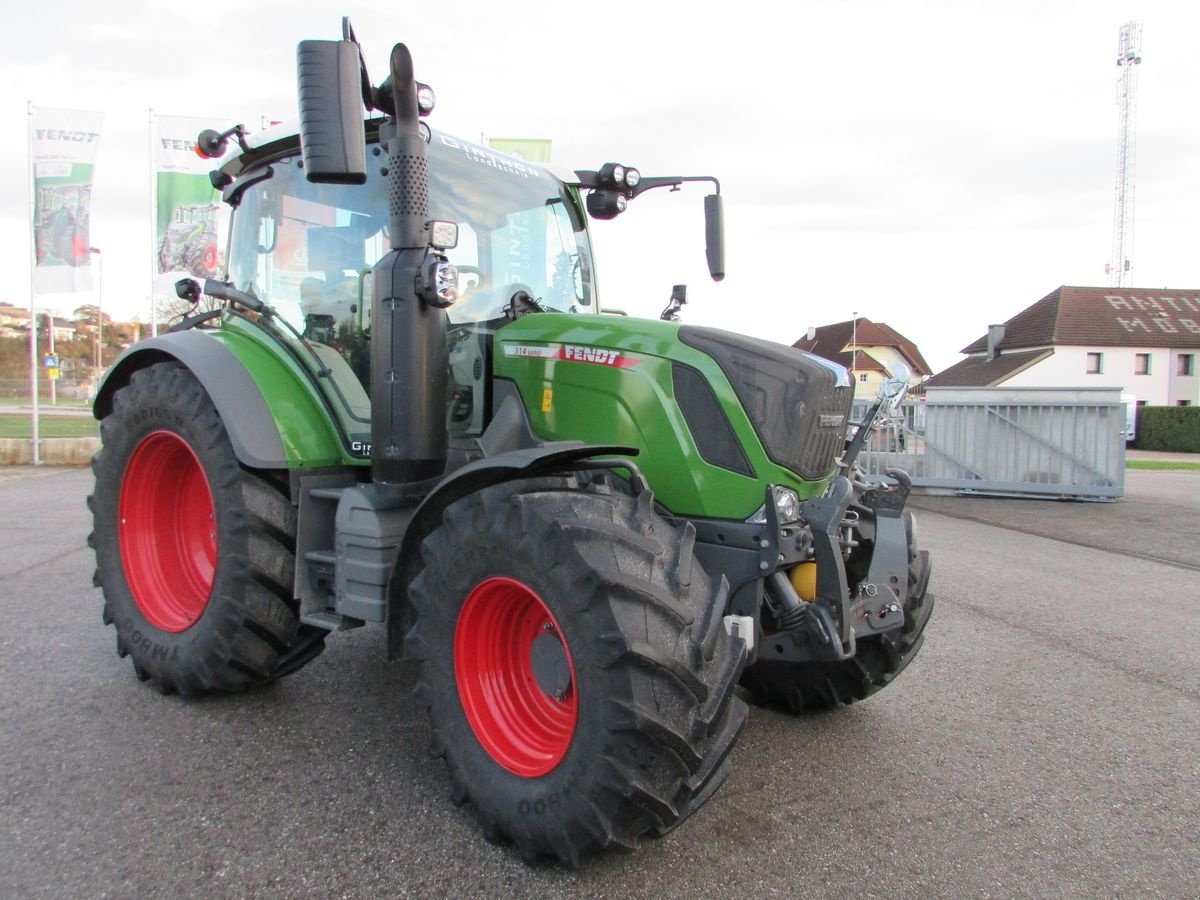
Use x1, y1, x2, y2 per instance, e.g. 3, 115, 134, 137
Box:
31, 107, 104, 295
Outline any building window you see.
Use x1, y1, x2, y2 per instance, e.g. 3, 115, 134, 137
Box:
859, 373, 868, 382
1134, 353, 1151, 375
1179, 400, 1192, 407
1086, 352, 1103, 374
1179, 354, 1195, 376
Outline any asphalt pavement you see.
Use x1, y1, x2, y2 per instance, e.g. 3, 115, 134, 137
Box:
1, 466, 1197, 898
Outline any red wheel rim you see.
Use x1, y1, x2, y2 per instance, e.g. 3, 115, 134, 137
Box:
118, 430, 216, 632
454, 577, 578, 777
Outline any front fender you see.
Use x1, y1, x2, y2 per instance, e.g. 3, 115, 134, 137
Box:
385, 441, 637, 659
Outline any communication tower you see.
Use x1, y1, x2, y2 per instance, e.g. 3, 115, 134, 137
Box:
1108, 21, 1142, 287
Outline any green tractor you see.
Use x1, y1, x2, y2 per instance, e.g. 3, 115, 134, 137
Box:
88, 21, 932, 865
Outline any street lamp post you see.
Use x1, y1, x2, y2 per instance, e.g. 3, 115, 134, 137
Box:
47, 308, 56, 406
850, 310, 858, 383
89, 247, 102, 371
48, 312, 56, 408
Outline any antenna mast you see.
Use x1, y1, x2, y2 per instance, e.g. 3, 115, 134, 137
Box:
1108, 21, 1142, 287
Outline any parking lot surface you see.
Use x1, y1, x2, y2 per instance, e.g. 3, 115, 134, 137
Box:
1, 467, 1197, 897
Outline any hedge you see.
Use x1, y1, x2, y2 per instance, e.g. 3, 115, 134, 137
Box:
1134, 406, 1200, 453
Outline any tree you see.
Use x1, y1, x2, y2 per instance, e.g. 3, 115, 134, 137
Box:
156, 290, 222, 325
73, 304, 112, 330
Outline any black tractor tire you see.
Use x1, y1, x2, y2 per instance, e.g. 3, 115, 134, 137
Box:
739, 511, 933, 713
88, 360, 323, 696
406, 476, 749, 865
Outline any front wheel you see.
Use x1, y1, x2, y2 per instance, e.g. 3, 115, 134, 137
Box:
406, 477, 748, 865
89, 361, 322, 695
740, 511, 933, 713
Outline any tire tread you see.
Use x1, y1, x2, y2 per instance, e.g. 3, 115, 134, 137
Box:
90, 360, 319, 696
408, 477, 748, 865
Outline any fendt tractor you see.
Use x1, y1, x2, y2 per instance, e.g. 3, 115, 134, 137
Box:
89, 20, 933, 864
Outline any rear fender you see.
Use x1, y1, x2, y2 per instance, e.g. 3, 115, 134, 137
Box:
95, 332, 290, 468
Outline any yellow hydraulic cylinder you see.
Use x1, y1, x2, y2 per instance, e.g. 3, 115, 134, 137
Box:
790, 562, 817, 602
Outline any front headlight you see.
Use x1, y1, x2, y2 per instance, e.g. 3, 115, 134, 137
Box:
773, 486, 801, 523
419, 256, 458, 308
745, 486, 802, 526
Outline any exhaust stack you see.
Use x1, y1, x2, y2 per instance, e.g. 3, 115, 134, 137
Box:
367, 43, 449, 489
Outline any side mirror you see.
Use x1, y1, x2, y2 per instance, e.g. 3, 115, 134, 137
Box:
704, 194, 725, 282
296, 40, 367, 184
175, 278, 201, 305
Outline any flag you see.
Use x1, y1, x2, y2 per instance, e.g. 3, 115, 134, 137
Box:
31, 107, 104, 294
486, 138, 552, 163
152, 114, 231, 307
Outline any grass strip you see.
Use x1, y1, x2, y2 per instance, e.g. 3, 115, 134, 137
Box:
0, 414, 99, 439
1126, 459, 1200, 471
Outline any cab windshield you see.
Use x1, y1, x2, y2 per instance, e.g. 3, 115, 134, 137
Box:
225, 130, 596, 439
229, 131, 595, 325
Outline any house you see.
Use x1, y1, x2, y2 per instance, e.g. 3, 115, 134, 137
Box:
928, 286, 1200, 406
0, 304, 31, 325
792, 317, 933, 399
48, 317, 77, 343
0, 305, 31, 338
0, 306, 77, 343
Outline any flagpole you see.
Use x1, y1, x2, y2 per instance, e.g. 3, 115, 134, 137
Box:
48, 304, 56, 406
27, 101, 41, 466
149, 107, 158, 337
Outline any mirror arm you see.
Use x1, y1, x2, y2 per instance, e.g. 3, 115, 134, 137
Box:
630, 175, 720, 198
572, 173, 721, 198
841, 399, 885, 471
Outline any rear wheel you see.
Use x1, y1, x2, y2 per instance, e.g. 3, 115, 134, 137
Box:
88, 361, 323, 695
406, 477, 748, 865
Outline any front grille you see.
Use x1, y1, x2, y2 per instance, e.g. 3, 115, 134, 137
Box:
679, 326, 854, 481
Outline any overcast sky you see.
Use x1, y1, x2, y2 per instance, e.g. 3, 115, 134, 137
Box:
4, 0, 1198, 373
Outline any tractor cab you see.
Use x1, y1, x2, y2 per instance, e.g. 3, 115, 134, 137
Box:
222, 124, 600, 446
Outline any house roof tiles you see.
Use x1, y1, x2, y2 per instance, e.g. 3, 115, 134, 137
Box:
792, 317, 933, 375
961, 286, 1200, 353
926, 349, 1054, 387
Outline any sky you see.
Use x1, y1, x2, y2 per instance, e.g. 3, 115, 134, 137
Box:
3, 0, 1198, 374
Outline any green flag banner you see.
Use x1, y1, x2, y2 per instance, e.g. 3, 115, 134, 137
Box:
152, 114, 231, 306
